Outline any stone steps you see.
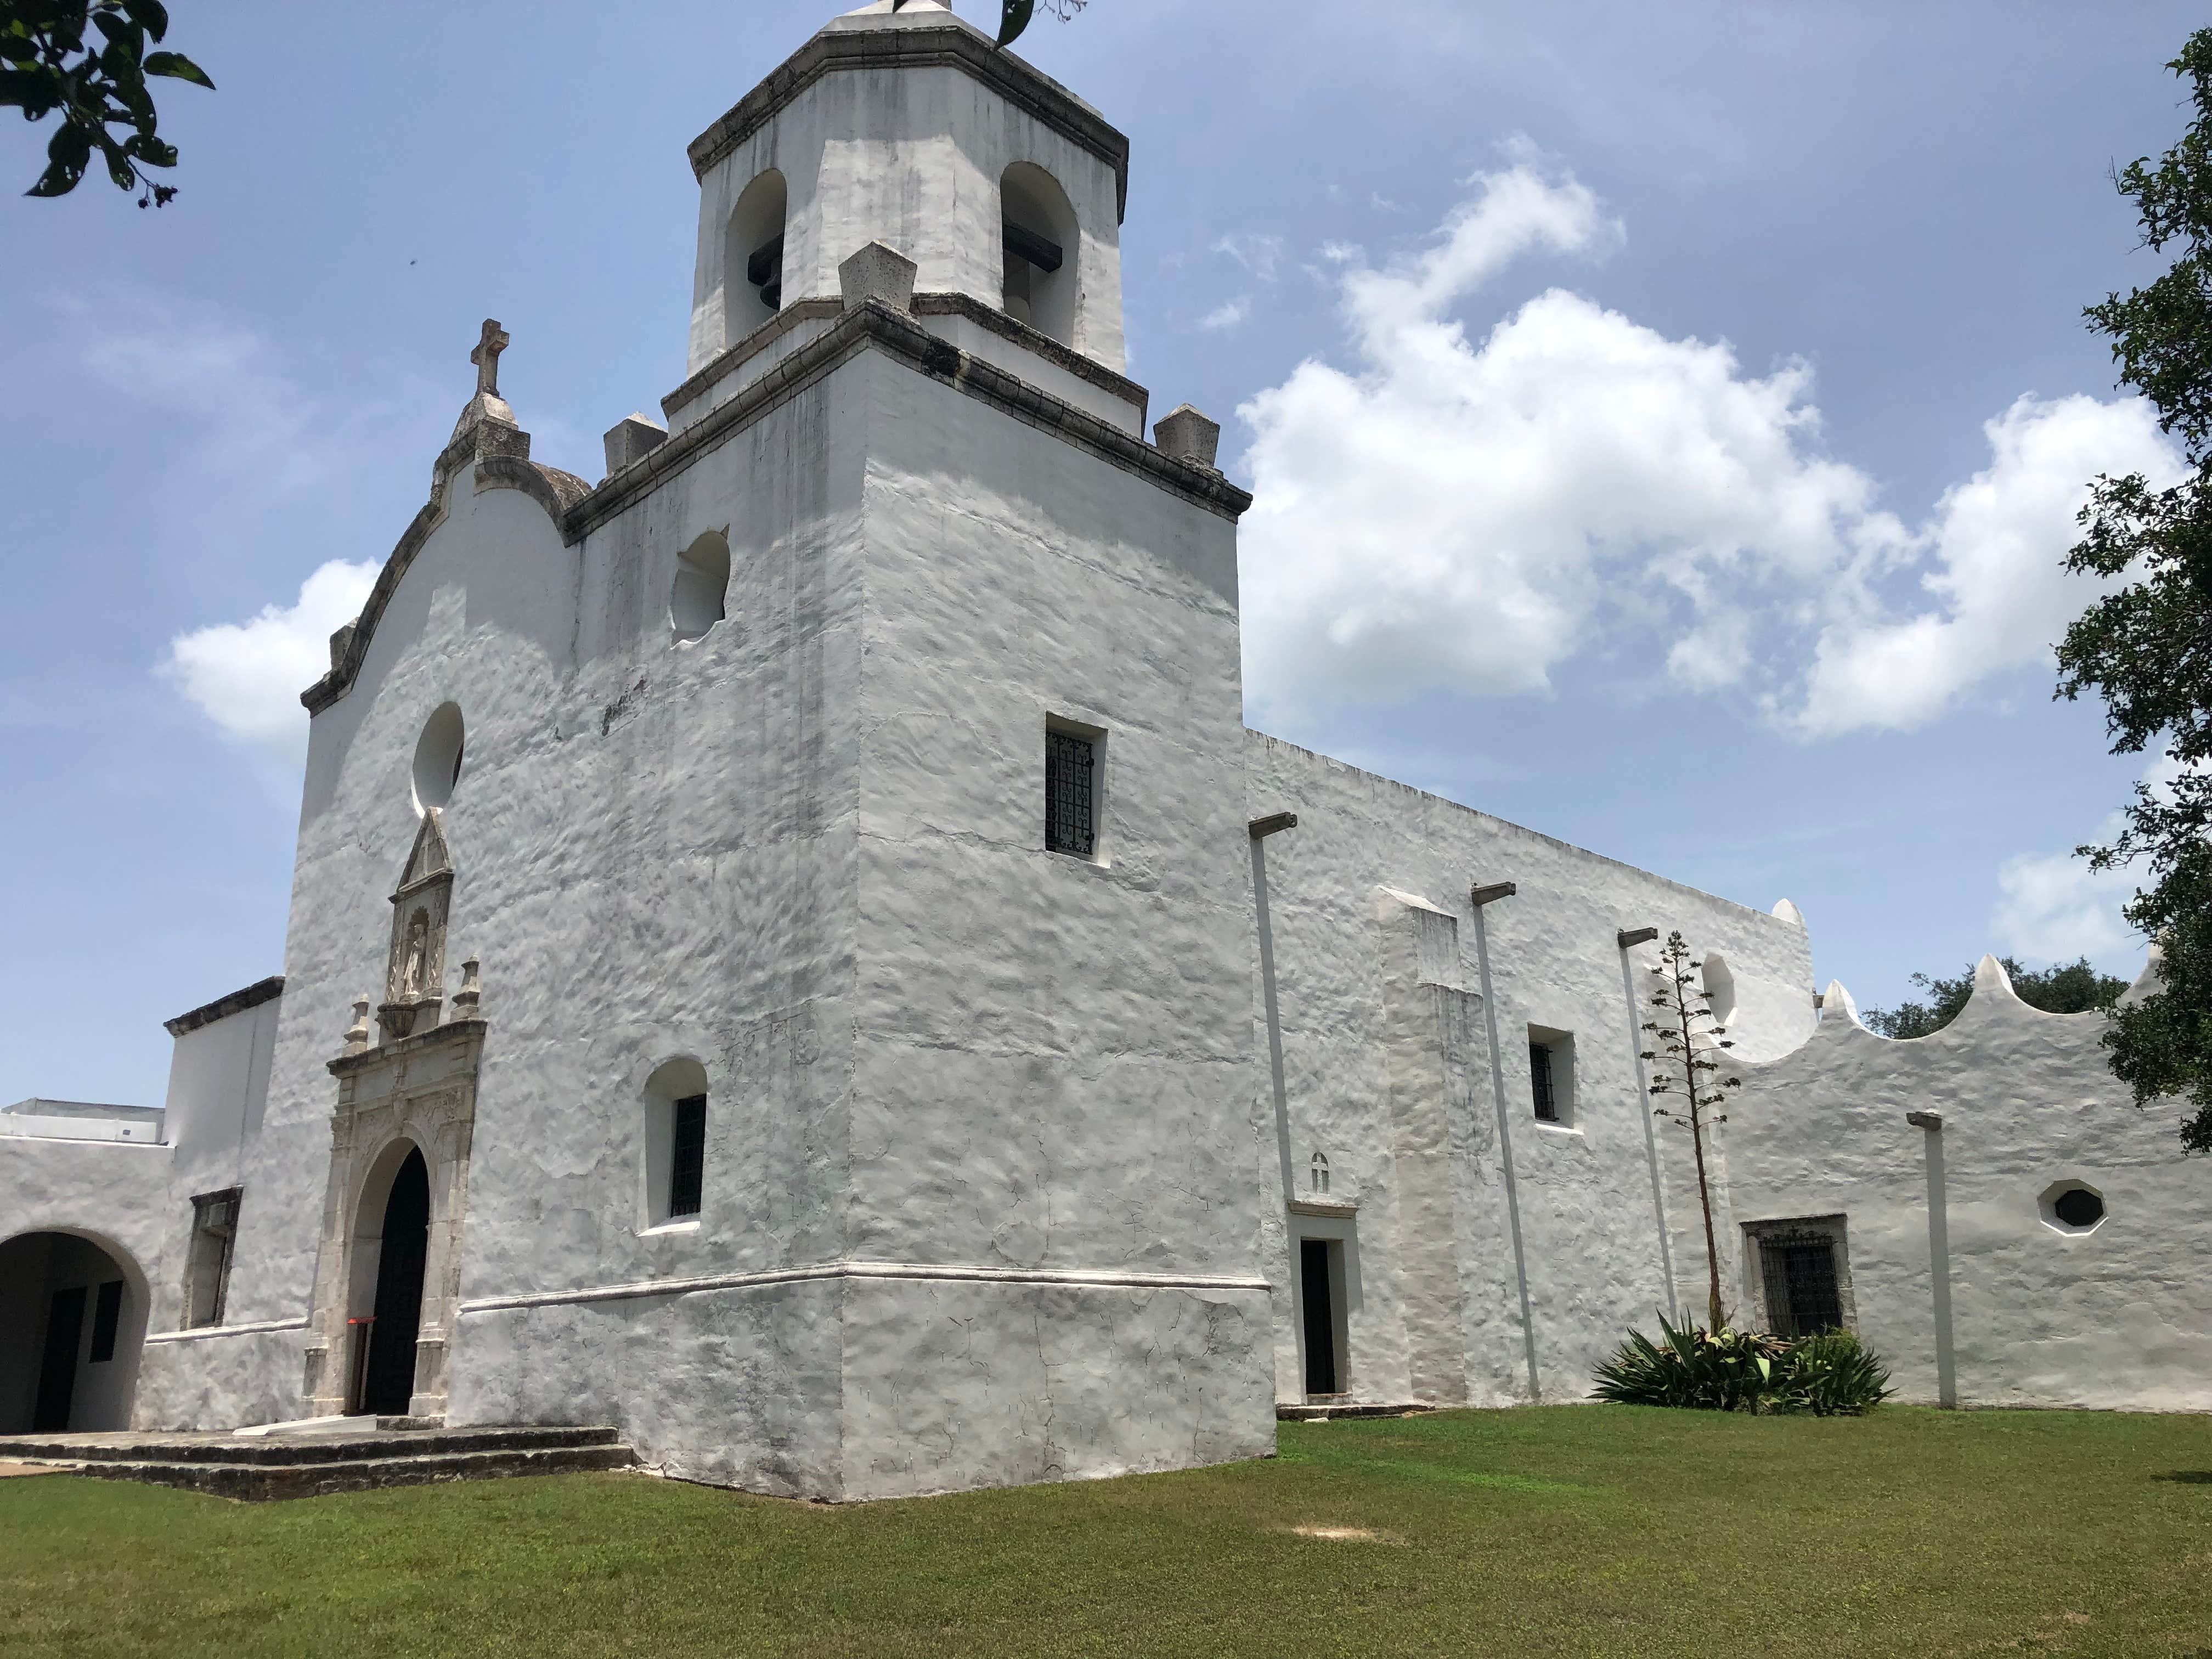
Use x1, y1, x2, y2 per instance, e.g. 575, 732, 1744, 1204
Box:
1276, 1401, 1434, 1423
0, 1424, 637, 1501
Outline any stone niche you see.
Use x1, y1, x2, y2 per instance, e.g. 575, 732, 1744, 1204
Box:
379, 811, 453, 1042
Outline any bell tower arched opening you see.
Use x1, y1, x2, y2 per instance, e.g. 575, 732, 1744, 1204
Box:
1001, 162, 1078, 345
725, 169, 790, 343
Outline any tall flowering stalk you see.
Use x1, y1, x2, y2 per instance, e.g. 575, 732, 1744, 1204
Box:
1641, 930, 1741, 1332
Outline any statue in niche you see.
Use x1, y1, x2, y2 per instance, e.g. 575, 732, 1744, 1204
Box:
376, 810, 454, 1043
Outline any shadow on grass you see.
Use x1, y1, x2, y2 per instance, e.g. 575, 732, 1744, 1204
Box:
2152, 1471, 2212, 1484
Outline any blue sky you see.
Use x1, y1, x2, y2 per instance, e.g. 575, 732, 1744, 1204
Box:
0, 0, 2197, 1108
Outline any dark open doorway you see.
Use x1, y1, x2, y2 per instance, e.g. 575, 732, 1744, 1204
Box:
2, 1232, 145, 1434
357, 1147, 430, 1417
1300, 1238, 1340, 1396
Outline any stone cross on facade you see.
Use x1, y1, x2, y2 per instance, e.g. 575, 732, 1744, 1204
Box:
470, 318, 509, 398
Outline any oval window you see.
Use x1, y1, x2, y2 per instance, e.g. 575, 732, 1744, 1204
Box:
671, 531, 730, 643
411, 702, 466, 814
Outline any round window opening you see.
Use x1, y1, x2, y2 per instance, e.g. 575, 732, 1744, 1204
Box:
411, 702, 466, 814
2052, 1187, 2104, 1229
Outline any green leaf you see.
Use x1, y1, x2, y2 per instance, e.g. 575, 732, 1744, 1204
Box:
26, 153, 83, 195
122, 0, 172, 42
143, 49, 211, 88
996, 0, 1034, 47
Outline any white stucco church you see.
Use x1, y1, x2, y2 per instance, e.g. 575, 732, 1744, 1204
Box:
5, 1, 2207, 1499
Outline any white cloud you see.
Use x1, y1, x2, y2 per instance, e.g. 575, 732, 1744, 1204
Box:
1989, 753, 2204, 966
1212, 233, 1286, 282
1796, 395, 2182, 737
1199, 295, 1252, 332
1234, 157, 2183, 732
1991, 849, 2138, 964
160, 560, 379, 769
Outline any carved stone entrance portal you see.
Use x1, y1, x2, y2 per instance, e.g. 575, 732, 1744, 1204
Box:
301, 810, 485, 1422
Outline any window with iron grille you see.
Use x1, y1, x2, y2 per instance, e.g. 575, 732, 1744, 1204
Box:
185, 1187, 241, 1328
1530, 1042, 1558, 1121
1046, 728, 1096, 857
669, 1094, 707, 1219
1758, 1229, 1846, 1336
89, 1279, 124, 1363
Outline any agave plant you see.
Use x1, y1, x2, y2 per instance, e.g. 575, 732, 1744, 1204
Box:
1769, 1329, 1895, 1417
1592, 1313, 1789, 1412
1594, 1316, 1893, 1415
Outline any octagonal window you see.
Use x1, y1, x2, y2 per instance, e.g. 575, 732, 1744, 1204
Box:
2039, 1180, 2107, 1235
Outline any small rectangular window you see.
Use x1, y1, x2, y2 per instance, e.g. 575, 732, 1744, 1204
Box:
1528, 1026, 1574, 1125
668, 1094, 707, 1220
1045, 727, 1097, 857
89, 1279, 124, 1363
185, 1187, 242, 1328
1760, 1233, 1845, 1336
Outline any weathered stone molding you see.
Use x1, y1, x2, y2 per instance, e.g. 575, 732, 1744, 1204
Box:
164, 974, 284, 1038
308, 306, 1235, 722
911, 290, 1148, 412
660, 298, 844, 424
574, 298, 1251, 543
144, 1315, 309, 1345
685, 15, 1131, 221
461, 1259, 1273, 1315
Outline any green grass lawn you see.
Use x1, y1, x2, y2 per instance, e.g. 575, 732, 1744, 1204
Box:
5, 1406, 2211, 1657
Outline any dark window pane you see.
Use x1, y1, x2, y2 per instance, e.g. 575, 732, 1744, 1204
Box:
669, 1094, 708, 1219
1046, 730, 1095, 857
1778, 1241, 1842, 1335
89, 1279, 124, 1363
1530, 1043, 1556, 1121
2053, 1188, 2103, 1228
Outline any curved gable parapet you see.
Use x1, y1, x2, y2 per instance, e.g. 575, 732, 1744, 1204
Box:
302, 424, 588, 716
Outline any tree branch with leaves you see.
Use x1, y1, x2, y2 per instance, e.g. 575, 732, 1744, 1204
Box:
1641, 930, 1741, 1332
3, 0, 211, 205
2056, 27, 2212, 1155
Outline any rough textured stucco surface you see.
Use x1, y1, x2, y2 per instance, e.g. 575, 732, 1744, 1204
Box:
1245, 732, 1816, 1408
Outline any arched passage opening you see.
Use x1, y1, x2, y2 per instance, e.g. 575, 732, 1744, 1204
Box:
349, 1142, 432, 1417
0, 1229, 150, 1434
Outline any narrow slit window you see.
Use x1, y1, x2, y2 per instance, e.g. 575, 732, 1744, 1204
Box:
89, 1279, 124, 1363
185, 1187, 242, 1328
1046, 729, 1096, 857
1530, 1042, 1558, 1122
668, 1094, 707, 1219
1310, 1152, 1329, 1194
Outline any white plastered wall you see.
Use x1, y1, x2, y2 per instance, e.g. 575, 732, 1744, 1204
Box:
1245, 731, 1817, 1409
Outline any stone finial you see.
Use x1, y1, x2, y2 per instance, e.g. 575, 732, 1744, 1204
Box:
839, 241, 918, 313
328, 620, 357, 672
603, 414, 668, 478
343, 995, 371, 1056
450, 956, 482, 1022
1153, 404, 1221, 471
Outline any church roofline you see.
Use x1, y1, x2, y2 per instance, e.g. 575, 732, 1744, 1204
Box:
163, 974, 284, 1037
307, 297, 1243, 718
686, 13, 1131, 223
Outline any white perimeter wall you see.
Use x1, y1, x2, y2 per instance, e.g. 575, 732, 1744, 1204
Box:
1678, 958, 2212, 1410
